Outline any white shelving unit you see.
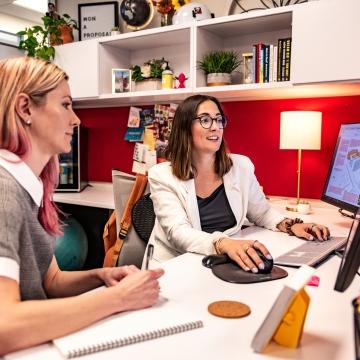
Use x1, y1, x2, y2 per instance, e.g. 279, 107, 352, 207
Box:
194, 10, 292, 87
291, 0, 360, 84
54, 0, 360, 108
98, 24, 193, 96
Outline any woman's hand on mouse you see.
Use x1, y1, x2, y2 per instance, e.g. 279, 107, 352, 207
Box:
215, 238, 272, 273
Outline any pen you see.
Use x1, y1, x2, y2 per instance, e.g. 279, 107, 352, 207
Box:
145, 244, 154, 270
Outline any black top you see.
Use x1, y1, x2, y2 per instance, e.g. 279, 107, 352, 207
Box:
197, 183, 236, 233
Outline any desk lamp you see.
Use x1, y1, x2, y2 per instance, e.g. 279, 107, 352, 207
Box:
280, 111, 322, 211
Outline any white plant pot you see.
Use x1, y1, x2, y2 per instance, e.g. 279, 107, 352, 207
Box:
206, 73, 231, 86
134, 79, 162, 91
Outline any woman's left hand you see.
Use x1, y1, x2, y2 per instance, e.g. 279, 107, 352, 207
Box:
99, 265, 141, 287
291, 222, 330, 241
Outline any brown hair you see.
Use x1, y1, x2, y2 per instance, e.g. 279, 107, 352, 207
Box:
0, 56, 68, 235
165, 94, 232, 180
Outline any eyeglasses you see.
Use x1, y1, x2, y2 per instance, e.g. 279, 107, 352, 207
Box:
193, 114, 228, 129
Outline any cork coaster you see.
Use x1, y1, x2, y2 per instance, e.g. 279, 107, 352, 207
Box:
208, 300, 251, 318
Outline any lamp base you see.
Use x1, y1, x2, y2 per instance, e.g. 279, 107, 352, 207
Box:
285, 200, 298, 212
285, 200, 312, 214
297, 201, 312, 215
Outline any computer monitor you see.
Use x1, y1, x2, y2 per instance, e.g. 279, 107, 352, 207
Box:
321, 122, 360, 216
334, 210, 360, 292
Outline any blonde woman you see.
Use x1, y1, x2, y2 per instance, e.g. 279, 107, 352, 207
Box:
0, 57, 163, 355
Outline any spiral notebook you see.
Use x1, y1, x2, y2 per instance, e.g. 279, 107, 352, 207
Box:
53, 303, 203, 359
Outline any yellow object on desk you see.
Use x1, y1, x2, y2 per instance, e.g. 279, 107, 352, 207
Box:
273, 287, 310, 348
251, 265, 314, 353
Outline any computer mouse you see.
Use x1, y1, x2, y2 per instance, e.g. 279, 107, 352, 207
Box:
202, 252, 273, 273
202, 254, 229, 268
255, 249, 273, 274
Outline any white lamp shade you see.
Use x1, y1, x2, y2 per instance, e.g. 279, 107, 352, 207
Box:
280, 111, 322, 150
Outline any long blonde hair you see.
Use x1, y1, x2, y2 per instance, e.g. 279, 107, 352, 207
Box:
0, 56, 68, 235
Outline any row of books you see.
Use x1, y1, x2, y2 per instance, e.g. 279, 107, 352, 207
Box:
251, 37, 292, 84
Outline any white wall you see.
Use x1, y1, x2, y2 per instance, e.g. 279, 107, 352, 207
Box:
0, 2, 43, 32
0, 12, 39, 33
0, 43, 23, 58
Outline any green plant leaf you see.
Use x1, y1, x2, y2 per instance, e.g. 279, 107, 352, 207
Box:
17, 12, 77, 60
198, 50, 241, 74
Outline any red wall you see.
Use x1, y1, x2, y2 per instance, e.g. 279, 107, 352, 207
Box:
77, 95, 360, 199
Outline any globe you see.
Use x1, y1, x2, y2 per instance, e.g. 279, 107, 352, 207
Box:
120, 0, 153, 29
55, 217, 88, 271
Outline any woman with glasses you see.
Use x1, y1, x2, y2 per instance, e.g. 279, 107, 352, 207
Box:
146, 94, 329, 272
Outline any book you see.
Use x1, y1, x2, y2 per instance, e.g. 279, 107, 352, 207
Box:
263, 44, 270, 83
280, 38, 287, 81
284, 37, 292, 81
272, 45, 278, 83
251, 265, 315, 353
254, 43, 264, 83
268, 44, 274, 83
53, 304, 203, 359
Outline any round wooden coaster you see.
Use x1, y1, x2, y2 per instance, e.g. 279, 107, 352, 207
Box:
208, 300, 251, 318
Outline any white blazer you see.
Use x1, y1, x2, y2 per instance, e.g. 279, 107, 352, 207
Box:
147, 154, 284, 262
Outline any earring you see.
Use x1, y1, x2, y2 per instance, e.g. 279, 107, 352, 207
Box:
25, 119, 31, 125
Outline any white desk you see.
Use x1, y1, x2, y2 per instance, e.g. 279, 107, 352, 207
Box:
5, 202, 358, 360
53, 182, 114, 209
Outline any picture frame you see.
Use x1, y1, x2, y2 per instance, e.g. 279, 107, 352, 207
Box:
112, 69, 131, 93
78, 1, 119, 41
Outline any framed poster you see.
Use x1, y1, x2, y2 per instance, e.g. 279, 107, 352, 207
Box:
78, 2, 119, 41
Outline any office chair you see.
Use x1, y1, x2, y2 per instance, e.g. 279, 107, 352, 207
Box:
132, 193, 155, 243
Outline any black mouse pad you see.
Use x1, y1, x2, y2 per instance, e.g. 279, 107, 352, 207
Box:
212, 263, 288, 284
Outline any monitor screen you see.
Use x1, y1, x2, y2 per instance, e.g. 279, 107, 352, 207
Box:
321, 123, 360, 215
334, 210, 360, 292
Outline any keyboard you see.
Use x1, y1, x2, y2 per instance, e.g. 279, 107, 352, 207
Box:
274, 236, 347, 267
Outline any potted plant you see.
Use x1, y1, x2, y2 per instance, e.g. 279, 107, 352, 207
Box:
17, 14, 78, 61
130, 58, 170, 91
52, 14, 79, 45
198, 50, 241, 86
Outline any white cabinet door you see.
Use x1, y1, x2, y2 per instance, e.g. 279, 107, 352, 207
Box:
55, 39, 99, 98
292, 0, 360, 84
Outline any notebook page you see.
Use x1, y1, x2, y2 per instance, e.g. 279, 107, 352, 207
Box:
53, 299, 202, 358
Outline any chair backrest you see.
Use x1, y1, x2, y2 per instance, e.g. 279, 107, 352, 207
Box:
112, 169, 150, 268
132, 193, 155, 243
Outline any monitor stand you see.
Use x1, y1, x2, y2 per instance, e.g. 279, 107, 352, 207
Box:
339, 208, 356, 219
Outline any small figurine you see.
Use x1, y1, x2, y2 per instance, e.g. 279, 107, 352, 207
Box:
175, 72, 187, 88
46, 2, 60, 20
